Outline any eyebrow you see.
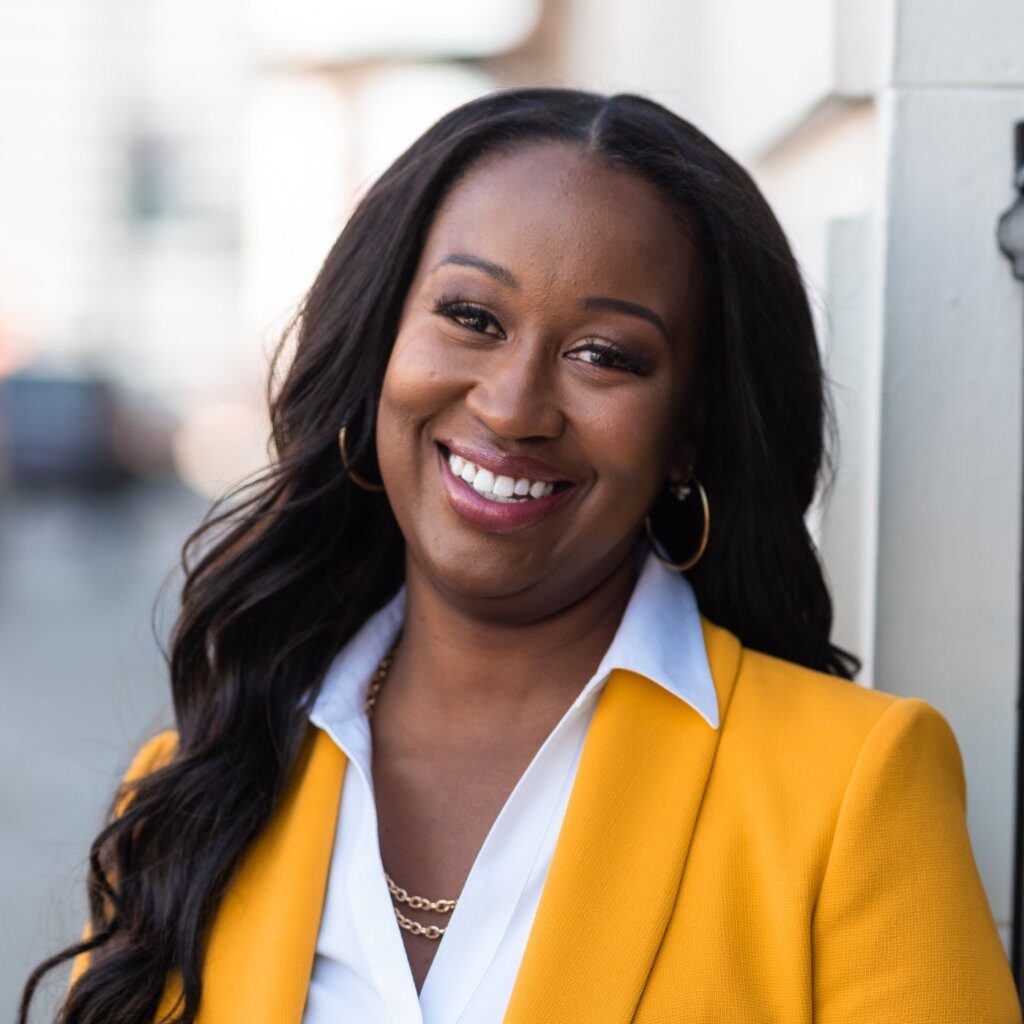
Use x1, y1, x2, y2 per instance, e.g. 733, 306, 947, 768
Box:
434, 252, 670, 343
434, 253, 520, 289
578, 296, 670, 343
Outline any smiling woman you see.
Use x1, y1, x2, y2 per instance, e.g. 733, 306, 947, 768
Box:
379, 142, 700, 597
21, 89, 1019, 1024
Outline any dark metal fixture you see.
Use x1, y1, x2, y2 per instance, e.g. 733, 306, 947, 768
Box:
998, 119, 1024, 991
998, 122, 1024, 280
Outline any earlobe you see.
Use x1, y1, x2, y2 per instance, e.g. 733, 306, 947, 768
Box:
668, 424, 699, 485
668, 447, 697, 486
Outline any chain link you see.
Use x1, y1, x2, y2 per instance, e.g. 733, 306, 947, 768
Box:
393, 905, 446, 940
367, 638, 460, 939
386, 873, 457, 913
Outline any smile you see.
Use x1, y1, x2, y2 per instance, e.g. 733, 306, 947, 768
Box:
436, 443, 576, 534
446, 450, 556, 503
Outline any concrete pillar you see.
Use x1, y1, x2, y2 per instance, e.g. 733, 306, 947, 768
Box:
872, 0, 1024, 952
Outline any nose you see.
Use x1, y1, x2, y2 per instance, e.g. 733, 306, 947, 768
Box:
464, 339, 566, 441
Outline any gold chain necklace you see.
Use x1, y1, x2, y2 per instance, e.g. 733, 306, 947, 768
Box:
366, 641, 458, 941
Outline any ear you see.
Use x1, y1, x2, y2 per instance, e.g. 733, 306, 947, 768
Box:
668, 379, 705, 485
667, 437, 698, 485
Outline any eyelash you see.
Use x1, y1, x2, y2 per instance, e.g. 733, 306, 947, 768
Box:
434, 294, 501, 336
432, 293, 649, 375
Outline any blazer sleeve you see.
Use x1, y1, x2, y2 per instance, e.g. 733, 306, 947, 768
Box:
114, 729, 179, 806
69, 730, 180, 987
812, 698, 1021, 1023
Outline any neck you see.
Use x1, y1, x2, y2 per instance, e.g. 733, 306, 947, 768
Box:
380, 548, 640, 735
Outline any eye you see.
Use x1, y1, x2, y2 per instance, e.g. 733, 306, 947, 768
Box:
433, 295, 504, 337
566, 341, 649, 375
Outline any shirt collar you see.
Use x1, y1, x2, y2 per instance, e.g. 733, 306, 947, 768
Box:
309, 546, 718, 740
569, 546, 718, 728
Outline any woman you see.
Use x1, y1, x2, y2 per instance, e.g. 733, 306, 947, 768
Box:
21, 88, 1019, 1023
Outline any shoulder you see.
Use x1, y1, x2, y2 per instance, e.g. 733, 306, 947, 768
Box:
707, 621, 963, 810
696, 639, 1014, 1019
732, 640, 896, 729
122, 729, 180, 784
111, 729, 178, 816
733, 636, 953, 745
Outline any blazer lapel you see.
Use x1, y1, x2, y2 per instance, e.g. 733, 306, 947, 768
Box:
503, 618, 742, 1024
164, 727, 347, 1023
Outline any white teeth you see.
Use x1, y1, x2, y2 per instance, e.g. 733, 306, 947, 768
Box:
445, 449, 563, 504
472, 468, 495, 494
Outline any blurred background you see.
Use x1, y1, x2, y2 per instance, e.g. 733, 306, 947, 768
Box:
2, 0, 1023, 1015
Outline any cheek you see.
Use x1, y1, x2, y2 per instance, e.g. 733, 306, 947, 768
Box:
376, 324, 460, 467
383, 326, 443, 407
576, 388, 678, 503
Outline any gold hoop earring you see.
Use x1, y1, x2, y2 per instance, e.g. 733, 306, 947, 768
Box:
644, 476, 710, 572
338, 425, 386, 493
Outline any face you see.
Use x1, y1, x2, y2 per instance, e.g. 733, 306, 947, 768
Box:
376, 141, 703, 620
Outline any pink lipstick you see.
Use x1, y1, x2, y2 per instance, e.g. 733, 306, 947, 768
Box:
436, 443, 576, 534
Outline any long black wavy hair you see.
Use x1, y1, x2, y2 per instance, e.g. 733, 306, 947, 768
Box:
21, 87, 857, 1023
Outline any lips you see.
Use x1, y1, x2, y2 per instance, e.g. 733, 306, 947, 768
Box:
441, 439, 573, 484
436, 442, 576, 534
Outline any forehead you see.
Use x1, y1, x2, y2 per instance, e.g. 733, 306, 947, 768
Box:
416, 142, 700, 320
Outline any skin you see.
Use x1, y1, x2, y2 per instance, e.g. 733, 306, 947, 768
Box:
371, 141, 705, 990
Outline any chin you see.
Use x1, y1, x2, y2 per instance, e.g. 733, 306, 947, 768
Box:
417, 535, 556, 606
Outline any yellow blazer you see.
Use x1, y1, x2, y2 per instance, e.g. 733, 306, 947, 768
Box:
79, 618, 1020, 1022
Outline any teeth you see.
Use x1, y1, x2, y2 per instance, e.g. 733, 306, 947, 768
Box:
472, 469, 495, 494
446, 449, 559, 503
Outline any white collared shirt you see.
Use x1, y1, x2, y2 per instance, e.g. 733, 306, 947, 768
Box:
303, 549, 718, 1024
